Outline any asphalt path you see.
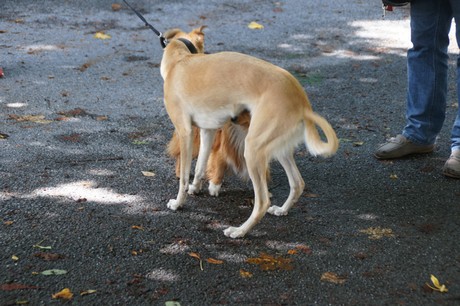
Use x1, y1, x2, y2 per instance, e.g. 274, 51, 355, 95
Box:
1, 0, 459, 305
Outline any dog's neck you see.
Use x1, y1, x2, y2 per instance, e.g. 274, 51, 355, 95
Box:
177, 38, 198, 54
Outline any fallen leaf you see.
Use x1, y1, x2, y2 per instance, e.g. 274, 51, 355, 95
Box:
93, 31, 111, 40
33, 242, 52, 250
426, 274, 448, 293
287, 249, 298, 255
57, 108, 88, 117
248, 21, 264, 30
8, 114, 52, 124
0, 283, 39, 291
0, 67, 3, 78
80, 289, 97, 296
246, 253, 293, 271
206, 258, 224, 265
79, 62, 92, 72
4, 220, 14, 225
12, 255, 19, 261
390, 174, 398, 180
189, 252, 203, 270
40, 269, 67, 276
52, 288, 73, 300
353, 141, 364, 147
133, 140, 150, 145
239, 269, 253, 278
0, 132, 9, 139
165, 302, 181, 306
111, 3, 122, 11
141, 171, 155, 177
359, 227, 394, 240
15, 300, 29, 305
304, 193, 319, 198
131, 225, 144, 230
321, 272, 347, 284
189, 252, 201, 260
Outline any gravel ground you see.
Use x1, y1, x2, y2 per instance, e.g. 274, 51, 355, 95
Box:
1, 0, 459, 305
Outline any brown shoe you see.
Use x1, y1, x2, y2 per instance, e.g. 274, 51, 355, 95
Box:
443, 150, 460, 179
374, 135, 434, 159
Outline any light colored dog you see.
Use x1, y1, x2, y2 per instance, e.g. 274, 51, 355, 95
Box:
161, 27, 339, 238
168, 110, 251, 197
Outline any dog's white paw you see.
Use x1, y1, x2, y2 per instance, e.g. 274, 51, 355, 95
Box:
267, 205, 288, 216
208, 182, 222, 197
224, 226, 246, 238
187, 183, 201, 195
167, 199, 181, 211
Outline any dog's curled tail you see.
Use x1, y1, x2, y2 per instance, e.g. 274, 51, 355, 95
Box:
303, 111, 339, 157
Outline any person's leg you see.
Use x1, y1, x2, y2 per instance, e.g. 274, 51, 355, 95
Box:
375, 0, 453, 159
443, 0, 460, 178
403, 0, 452, 145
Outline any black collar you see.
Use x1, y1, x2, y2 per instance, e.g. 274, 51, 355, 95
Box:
177, 38, 198, 54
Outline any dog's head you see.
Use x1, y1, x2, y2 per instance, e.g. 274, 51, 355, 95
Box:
163, 26, 206, 53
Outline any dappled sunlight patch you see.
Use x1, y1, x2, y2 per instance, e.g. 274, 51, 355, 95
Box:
5, 102, 28, 108
145, 269, 179, 282
29, 180, 140, 204
350, 19, 458, 55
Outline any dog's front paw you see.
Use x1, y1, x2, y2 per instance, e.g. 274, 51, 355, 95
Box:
267, 205, 288, 216
208, 182, 222, 197
167, 199, 181, 211
224, 226, 247, 238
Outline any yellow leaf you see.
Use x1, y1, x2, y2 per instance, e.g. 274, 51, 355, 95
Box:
287, 249, 298, 255
52, 288, 73, 300
359, 227, 394, 240
320, 272, 347, 284
239, 269, 253, 278
80, 289, 97, 296
206, 258, 224, 265
93, 31, 111, 40
390, 174, 398, 180
248, 21, 264, 30
131, 225, 144, 230
12, 255, 19, 261
189, 252, 201, 260
427, 274, 448, 293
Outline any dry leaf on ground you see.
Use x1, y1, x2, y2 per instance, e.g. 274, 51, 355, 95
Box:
52, 288, 73, 300
426, 274, 448, 293
320, 272, 347, 284
246, 253, 293, 271
8, 114, 52, 124
248, 21, 264, 29
359, 227, 395, 240
94, 31, 111, 40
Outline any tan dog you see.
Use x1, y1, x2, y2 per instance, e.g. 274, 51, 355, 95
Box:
161, 27, 339, 238
167, 110, 251, 197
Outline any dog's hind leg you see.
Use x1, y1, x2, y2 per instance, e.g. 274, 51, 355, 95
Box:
189, 128, 216, 194
167, 126, 194, 211
268, 153, 305, 216
224, 144, 271, 238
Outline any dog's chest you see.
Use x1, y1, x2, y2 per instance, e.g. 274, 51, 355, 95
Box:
191, 109, 235, 129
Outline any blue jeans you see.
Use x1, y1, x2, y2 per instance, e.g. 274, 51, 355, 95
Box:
403, 0, 460, 151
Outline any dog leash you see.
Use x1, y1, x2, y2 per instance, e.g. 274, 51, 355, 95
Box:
122, 0, 198, 54
122, 0, 167, 48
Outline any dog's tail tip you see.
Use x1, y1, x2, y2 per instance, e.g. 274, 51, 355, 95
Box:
304, 111, 339, 158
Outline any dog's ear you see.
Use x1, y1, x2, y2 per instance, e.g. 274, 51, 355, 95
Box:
191, 26, 207, 53
164, 28, 183, 40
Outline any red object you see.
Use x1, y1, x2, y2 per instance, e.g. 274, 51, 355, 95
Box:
385, 5, 394, 11
0, 67, 4, 78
